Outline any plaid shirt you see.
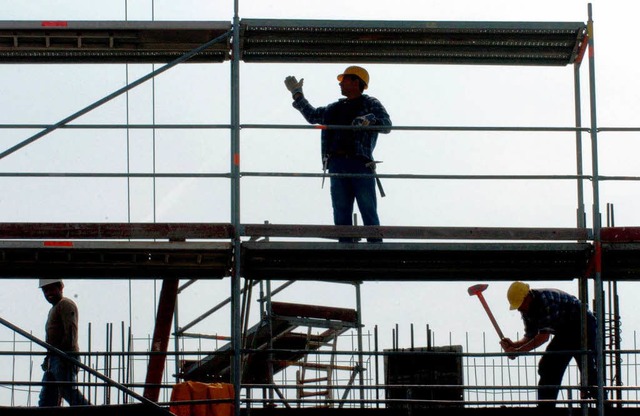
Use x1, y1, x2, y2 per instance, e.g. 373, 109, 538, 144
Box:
292, 94, 392, 164
521, 289, 592, 338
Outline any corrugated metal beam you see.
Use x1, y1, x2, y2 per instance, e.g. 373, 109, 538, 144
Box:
240, 19, 587, 66
0, 241, 232, 279
0, 20, 231, 63
241, 241, 593, 281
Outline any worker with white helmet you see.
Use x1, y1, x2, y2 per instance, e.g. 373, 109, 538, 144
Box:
500, 281, 600, 407
284, 66, 392, 242
38, 279, 90, 407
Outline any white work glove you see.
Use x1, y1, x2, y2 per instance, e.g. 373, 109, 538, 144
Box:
352, 113, 376, 126
284, 76, 304, 98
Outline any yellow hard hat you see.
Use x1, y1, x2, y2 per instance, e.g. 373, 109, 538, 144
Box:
337, 66, 369, 89
507, 281, 530, 310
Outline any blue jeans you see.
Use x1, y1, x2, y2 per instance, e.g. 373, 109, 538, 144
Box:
39, 355, 90, 407
328, 156, 380, 242
537, 314, 598, 407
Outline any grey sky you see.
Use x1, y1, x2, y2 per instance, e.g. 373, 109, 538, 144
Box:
0, 0, 639, 405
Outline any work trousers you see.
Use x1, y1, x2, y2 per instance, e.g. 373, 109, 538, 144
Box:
328, 156, 381, 242
537, 314, 598, 407
39, 355, 90, 407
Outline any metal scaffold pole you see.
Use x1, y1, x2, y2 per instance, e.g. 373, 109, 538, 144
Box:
573, 57, 586, 231
587, 4, 606, 415
572, 31, 590, 416
231, 0, 242, 415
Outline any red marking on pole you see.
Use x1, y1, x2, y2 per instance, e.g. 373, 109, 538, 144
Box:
593, 241, 602, 273
44, 241, 73, 247
316, 125, 327, 130
233, 153, 240, 166
574, 35, 589, 65
41, 21, 68, 27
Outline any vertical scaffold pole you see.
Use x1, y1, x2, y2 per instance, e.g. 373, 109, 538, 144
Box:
231, 0, 242, 414
587, 4, 606, 415
573, 58, 586, 231
573, 40, 590, 416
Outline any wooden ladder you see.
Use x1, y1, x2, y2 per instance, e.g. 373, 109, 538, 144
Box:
294, 328, 345, 408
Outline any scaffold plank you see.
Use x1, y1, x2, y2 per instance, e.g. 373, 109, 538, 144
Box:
241, 241, 592, 281
272, 301, 358, 324
602, 227, 640, 242
0, 222, 234, 240
241, 224, 590, 241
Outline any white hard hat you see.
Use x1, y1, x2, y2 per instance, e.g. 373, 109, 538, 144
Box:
38, 279, 63, 288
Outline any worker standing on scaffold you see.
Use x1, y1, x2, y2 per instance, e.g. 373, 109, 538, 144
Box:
285, 66, 391, 243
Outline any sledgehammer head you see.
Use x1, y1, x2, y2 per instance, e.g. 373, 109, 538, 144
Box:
468, 283, 489, 296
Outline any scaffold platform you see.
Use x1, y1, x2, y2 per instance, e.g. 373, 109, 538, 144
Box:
0, 223, 639, 281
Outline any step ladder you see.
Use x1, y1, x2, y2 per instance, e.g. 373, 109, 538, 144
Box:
295, 327, 341, 408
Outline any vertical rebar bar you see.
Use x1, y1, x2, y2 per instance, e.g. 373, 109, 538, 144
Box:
88, 322, 94, 404
126, 326, 133, 404
464, 332, 470, 403
173, 296, 180, 386
28, 333, 34, 406
374, 325, 379, 408
482, 332, 487, 404
395, 324, 399, 351
354, 282, 365, 407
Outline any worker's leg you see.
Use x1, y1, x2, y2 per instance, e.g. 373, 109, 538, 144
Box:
575, 314, 600, 400
351, 159, 381, 242
538, 337, 573, 407
38, 368, 61, 407
353, 176, 379, 225
49, 355, 90, 406
329, 157, 357, 242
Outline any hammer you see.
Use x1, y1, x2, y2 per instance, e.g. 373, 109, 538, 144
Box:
365, 160, 386, 198
468, 283, 505, 340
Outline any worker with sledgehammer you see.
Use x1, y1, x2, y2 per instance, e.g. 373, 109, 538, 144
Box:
499, 281, 600, 408
285, 66, 391, 243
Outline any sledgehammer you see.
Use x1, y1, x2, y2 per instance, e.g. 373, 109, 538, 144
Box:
468, 283, 505, 340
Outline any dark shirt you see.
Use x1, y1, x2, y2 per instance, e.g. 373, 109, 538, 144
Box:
521, 289, 591, 339
323, 95, 365, 155
292, 94, 392, 163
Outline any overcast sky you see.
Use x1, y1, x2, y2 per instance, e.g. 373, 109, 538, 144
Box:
0, 0, 639, 405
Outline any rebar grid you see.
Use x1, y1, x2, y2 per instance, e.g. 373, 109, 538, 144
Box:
0, 327, 636, 408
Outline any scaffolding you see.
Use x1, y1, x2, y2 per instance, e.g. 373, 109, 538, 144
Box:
0, 2, 638, 415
